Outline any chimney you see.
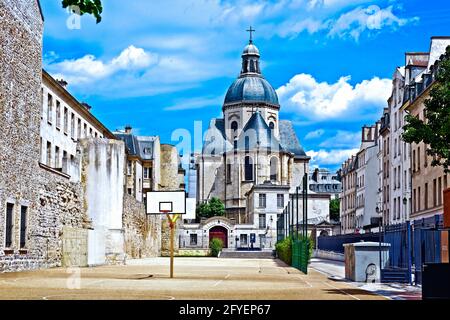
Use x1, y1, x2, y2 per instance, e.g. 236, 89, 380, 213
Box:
57, 79, 68, 88
81, 102, 92, 112
125, 125, 132, 134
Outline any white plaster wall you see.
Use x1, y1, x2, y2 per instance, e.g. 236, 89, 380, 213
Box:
82, 139, 125, 265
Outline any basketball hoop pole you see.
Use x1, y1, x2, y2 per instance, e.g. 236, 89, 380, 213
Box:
166, 213, 180, 278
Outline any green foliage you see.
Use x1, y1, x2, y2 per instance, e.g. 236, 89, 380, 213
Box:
330, 199, 340, 221
209, 238, 223, 257
276, 235, 313, 266
403, 46, 450, 173
275, 236, 292, 265
62, 0, 103, 23
296, 234, 313, 263
196, 197, 225, 219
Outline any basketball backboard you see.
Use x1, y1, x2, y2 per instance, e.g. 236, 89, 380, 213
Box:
147, 191, 186, 215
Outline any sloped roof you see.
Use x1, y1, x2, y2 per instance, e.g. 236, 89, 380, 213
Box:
115, 133, 157, 160
236, 112, 284, 152
202, 118, 233, 155
279, 120, 308, 159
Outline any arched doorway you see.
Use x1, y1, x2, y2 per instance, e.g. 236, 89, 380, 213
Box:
209, 226, 228, 248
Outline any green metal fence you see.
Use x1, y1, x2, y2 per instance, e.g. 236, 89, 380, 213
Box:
292, 239, 309, 274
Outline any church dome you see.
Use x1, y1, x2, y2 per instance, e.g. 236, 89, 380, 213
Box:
224, 76, 279, 106
242, 44, 260, 56
224, 38, 279, 107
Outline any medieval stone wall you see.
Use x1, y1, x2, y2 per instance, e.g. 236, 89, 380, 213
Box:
123, 194, 161, 259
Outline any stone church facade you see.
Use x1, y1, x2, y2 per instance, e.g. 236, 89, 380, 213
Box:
181, 39, 318, 251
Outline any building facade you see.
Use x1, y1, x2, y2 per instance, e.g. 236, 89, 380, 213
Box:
309, 168, 342, 199
403, 37, 450, 222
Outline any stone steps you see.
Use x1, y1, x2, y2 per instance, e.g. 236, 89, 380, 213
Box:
219, 250, 275, 259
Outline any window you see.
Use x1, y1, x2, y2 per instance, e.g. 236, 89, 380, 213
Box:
438, 177, 443, 205
71, 114, 75, 138
63, 107, 68, 133
424, 146, 428, 167
269, 122, 275, 130
417, 147, 421, 170
56, 101, 61, 128
259, 214, 266, 229
127, 161, 132, 175
240, 234, 248, 246
55, 146, 60, 168
47, 94, 53, 123
244, 156, 254, 181
46, 142, 52, 166
277, 194, 284, 208
143, 148, 151, 155
425, 183, 428, 210
89, 128, 93, 137
231, 121, 238, 132
413, 189, 416, 213
270, 157, 278, 182
418, 186, 421, 211
226, 163, 232, 183
84, 123, 87, 137
127, 188, 132, 195
258, 194, 266, 208
143, 167, 150, 180
5, 203, 14, 248
413, 150, 416, 172
190, 234, 197, 246
433, 179, 437, 207
77, 119, 82, 139
20, 206, 27, 249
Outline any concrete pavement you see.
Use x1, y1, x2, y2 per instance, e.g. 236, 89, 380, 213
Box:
0, 257, 387, 300
310, 258, 422, 300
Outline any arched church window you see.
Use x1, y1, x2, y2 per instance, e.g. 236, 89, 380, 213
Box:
250, 60, 256, 73
231, 121, 238, 133
244, 156, 254, 181
269, 122, 275, 130
270, 157, 278, 182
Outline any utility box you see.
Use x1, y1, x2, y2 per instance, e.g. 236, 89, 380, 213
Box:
423, 263, 450, 299
344, 242, 390, 282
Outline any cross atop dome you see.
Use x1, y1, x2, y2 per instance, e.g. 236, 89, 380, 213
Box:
246, 26, 255, 44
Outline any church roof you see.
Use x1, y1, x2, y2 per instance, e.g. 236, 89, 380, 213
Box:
224, 76, 279, 106
236, 112, 284, 152
115, 133, 157, 160
223, 40, 279, 107
279, 121, 308, 159
202, 118, 233, 155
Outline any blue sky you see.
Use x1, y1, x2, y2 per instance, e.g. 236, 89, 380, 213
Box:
41, 0, 450, 171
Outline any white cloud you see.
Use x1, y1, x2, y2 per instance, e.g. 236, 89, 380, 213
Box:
164, 96, 223, 111
319, 130, 361, 148
304, 129, 325, 140
277, 73, 391, 121
328, 5, 418, 40
48, 45, 158, 85
307, 148, 359, 166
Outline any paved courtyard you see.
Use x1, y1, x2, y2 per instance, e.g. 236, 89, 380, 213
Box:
0, 257, 387, 300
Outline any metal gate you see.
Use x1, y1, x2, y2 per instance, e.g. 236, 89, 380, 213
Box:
413, 215, 444, 284
380, 222, 412, 283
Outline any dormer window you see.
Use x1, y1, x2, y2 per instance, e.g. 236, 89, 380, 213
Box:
144, 147, 151, 155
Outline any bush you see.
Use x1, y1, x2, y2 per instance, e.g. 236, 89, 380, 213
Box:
276, 235, 314, 266
209, 238, 223, 257
275, 237, 292, 265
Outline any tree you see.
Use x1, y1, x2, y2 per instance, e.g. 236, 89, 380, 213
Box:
62, 0, 103, 23
196, 197, 225, 219
403, 46, 450, 173
329, 198, 340, 221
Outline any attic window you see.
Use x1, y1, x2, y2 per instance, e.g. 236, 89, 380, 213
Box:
144, 148, 151, 154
